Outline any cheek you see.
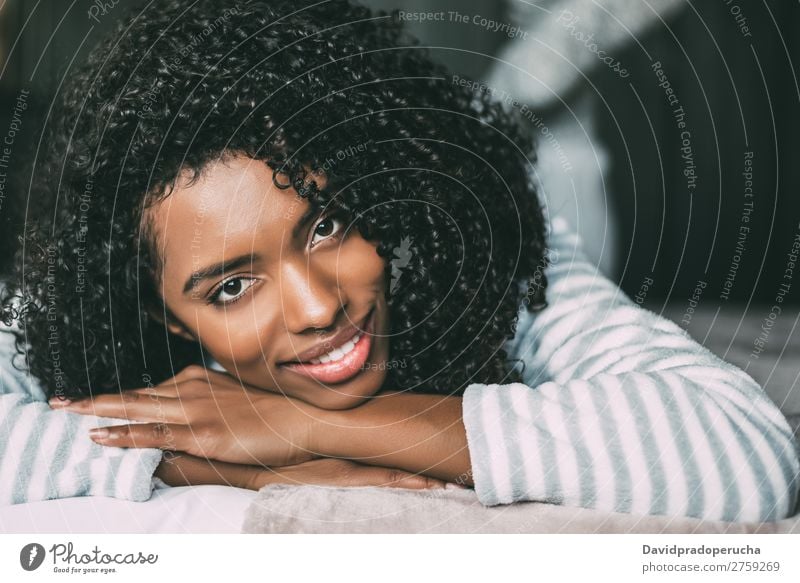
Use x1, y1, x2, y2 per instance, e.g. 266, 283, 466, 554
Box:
196, 310, 268, 364
339, 236, 386, 288
177, 237, 386, 370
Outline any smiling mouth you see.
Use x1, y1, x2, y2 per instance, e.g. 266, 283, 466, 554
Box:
280, 309, 376, 384
281, 308, 373, 364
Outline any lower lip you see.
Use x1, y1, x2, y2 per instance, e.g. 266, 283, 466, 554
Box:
282, 310, 376, 384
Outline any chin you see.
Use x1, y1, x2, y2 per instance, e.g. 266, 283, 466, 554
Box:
272, 305, 392, 410
290, 366, 388, 410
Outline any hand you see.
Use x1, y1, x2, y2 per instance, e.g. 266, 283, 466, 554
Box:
155, 451, 267, 490
50, 366, 473, 486
249, 458, 449, 490
157, 453, 447, 491
50, 365, 323, 467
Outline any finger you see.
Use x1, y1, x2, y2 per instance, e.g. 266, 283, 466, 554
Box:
88, 423, 197, 452
171, 365, 234, 385
271, 460, 449, 490
382, 470, 447, 490
156, 453, 262, 490
172, 365, 209, 382
128, 385, 179, 398
51, 392, 186, 423
155, 369, 241, 398
130, 377, 214, 399
134, 366, 209, 399
134, 379, 206, 398
339, 465, 447, 490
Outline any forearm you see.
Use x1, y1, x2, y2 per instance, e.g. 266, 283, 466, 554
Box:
315, 392, 473, 485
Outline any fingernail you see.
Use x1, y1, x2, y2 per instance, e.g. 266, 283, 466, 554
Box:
49, 397, 72, 408
89, 428, 110, 439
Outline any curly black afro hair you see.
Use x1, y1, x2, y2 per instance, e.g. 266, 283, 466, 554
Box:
2, 0, 549, 400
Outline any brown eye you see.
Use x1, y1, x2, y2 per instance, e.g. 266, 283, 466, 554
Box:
315, 218, 335, 237
208, 277, 257, 306
310, 212, 345, 247
222, 279, 242, 295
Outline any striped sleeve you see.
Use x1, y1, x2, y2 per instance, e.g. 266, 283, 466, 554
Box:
0, 331, 163, 505
462, 217, 800, 522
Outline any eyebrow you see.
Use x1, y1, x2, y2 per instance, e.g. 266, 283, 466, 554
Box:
182, 204, 321, 296
183, 254, 260, 295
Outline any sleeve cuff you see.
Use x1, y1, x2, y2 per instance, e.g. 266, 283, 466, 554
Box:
462, 382, 508, 506
130, 448, 164, 501
85, 445, 164, 502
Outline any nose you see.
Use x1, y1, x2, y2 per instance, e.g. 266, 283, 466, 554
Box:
279, 257, 343, 334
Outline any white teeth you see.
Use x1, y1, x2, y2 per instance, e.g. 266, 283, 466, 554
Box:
306, 332, 362, 365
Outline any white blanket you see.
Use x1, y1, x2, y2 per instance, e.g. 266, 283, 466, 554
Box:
0, 484, 254, 534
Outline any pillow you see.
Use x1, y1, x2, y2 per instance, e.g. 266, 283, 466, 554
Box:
242, 484, 800, 534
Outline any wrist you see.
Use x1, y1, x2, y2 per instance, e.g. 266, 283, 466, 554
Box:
304, 392, 397, 458
308, 394, 394, 459
310, 391, 473, 485
311, 392, 432, 460
309, 406, 349, 458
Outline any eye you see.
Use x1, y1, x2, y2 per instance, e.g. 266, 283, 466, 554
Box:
310, 212, 346, 248
208, 276, 257, 306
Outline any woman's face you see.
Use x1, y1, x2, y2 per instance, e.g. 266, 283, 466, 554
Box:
146, 154, 391, 409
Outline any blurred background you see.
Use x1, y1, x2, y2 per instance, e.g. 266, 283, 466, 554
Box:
1, 0, 798, 424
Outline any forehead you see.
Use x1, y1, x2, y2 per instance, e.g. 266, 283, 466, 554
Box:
146, 155, 308, 274
152, 156, 293, 234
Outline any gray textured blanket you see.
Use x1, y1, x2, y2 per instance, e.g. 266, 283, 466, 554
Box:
242, 484, 800, 534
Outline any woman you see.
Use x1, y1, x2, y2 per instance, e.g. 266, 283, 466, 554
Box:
2, 0, 797, 521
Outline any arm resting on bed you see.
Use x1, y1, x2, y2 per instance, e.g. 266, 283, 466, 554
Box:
458, 217, 800, 522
